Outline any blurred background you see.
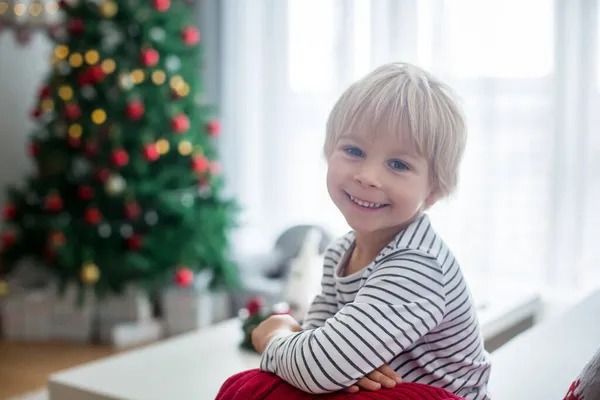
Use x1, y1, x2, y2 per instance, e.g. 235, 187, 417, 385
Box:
0, 0, 599, 397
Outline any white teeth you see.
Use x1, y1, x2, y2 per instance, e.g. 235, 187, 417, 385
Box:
349, 195, 385, 209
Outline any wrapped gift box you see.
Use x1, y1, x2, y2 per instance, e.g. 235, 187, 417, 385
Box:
161, 287, 232, 337
51, 283, 96, 342
97, 286, 153, 343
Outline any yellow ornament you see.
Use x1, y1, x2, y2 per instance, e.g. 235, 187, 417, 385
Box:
100, 1, 118, 18
169, 75, 185, 91
41, 99, 55, 112
30, 2, 43, 16
69, 53, 84, 68
0, 2, 8, 15
85, 50, 100, 65
101, 59, 116, 74
59, 85, 73, 101
54, 45, 69, 60
178, 140, 193, 156
46, 1, 59, 14
152, 70, 166, 85
156, 139, 170, 154
81, 262, 100, 285
0, 280, 7, 297
68, 124, 82, 138
131, 69, 145, 84
91, 109, 107, 124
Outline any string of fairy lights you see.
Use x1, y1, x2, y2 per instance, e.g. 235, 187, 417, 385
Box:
0, 0, 63, 42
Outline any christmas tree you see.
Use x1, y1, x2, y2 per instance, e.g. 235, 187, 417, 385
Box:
0, 0, 238, 298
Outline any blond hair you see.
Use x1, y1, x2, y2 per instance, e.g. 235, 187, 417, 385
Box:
323, 62, 467, 198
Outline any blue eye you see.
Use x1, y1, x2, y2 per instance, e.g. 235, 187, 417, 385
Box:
389, 160, 409, 170
343, 146, 363, 157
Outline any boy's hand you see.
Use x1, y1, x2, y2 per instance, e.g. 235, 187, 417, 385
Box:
344, 365, 403, 393
251, 314, 302, 353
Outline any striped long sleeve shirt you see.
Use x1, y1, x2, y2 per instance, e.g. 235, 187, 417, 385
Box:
259, 214, 492, 399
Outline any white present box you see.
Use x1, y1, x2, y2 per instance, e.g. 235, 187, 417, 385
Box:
110, 319, 163, 349
97, 285, 152, 322
161, 288, 231, 336
96, 286, 152, 343
0, 295, 26, 340
52, 283, 96, 342
22, 289, 54, 341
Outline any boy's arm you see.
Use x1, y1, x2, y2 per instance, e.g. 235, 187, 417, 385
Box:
301, 249, 339, 330
259, 251, 446, 394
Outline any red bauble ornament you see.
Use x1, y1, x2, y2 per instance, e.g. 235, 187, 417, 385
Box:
85, 141, 98, 157
143, 144, 160, 162
69, 18, 84, 35
78, 71, 91, 86
246, 297, 264, 315
111, 149, 129, 167
95, 168, 110, 182
126, 234, 143, 250
153, 0, 170, 12
2, 204, 17, 220
44, 193, 63, 212
68, 137, 81, 148
140, 48, 159, 67
65, 103, 81, 120
191, 156, 209, 173
182, 26, 200, 45
30, 108, 41, 120
126, 101, 145, 121
44, 245, 56, 261
124, 201, 141, 220
39, 86, 51, 99
1, 230, 16, 249
89, 66, 106, 83
28, 141, 40, 157
77, 185, 94, 200
206, 119, 220, 136
171, 113, 190, 134
175, 267, 194, 287
85, 208, 102, 224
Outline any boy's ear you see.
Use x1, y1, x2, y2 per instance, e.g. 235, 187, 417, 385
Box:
424, 188, 442, 209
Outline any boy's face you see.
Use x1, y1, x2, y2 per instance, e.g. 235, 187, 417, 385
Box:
326, 128, 438, 237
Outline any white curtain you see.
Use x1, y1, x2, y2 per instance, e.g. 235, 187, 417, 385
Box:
219, 0, 600, 299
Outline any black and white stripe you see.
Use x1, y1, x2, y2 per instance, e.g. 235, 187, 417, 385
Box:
260, 214, 491, 399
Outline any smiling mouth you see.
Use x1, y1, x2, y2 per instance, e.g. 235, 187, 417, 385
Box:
345, 192, 389, 209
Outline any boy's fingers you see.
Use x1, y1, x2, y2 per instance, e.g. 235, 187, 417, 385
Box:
344, 385, 360, 393
366, 370, 396, 388
357, 376, 382, 391
377, 365, 403, 383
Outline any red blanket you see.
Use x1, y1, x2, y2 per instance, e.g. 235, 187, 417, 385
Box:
216, 369, 466, 399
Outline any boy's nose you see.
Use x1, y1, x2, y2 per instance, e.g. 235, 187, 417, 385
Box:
354, 166, 382, 188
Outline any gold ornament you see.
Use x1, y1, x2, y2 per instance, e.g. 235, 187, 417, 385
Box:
14, 3, 26, 16
169, 75, 185, 91
30, 2, 43, 16
69, 53, 84, 68
0, 280, 7, 297
85, 50, 100, 65
0, 3, 8, 14
41, 99, 54, 112
156, 139, 170, 154
54, 45, 69, 60
68, 124, 82, 138
100, 1, 118, 18
81, 262, 100, 285
91, 109, 107, 124
151, 70, 166, 85
101, 59, 116, 74
59, 85, 73, 101
178, 140, 193, 156
131, 69, 145, 84
175, 83, 190, 97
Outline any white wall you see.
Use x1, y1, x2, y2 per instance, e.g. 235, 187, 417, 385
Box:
0, 32, 52, 209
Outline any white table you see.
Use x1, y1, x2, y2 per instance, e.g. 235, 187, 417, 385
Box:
48, 288, 542, 400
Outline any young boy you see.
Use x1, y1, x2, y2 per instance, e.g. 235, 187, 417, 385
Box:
251, 62, 491, 399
